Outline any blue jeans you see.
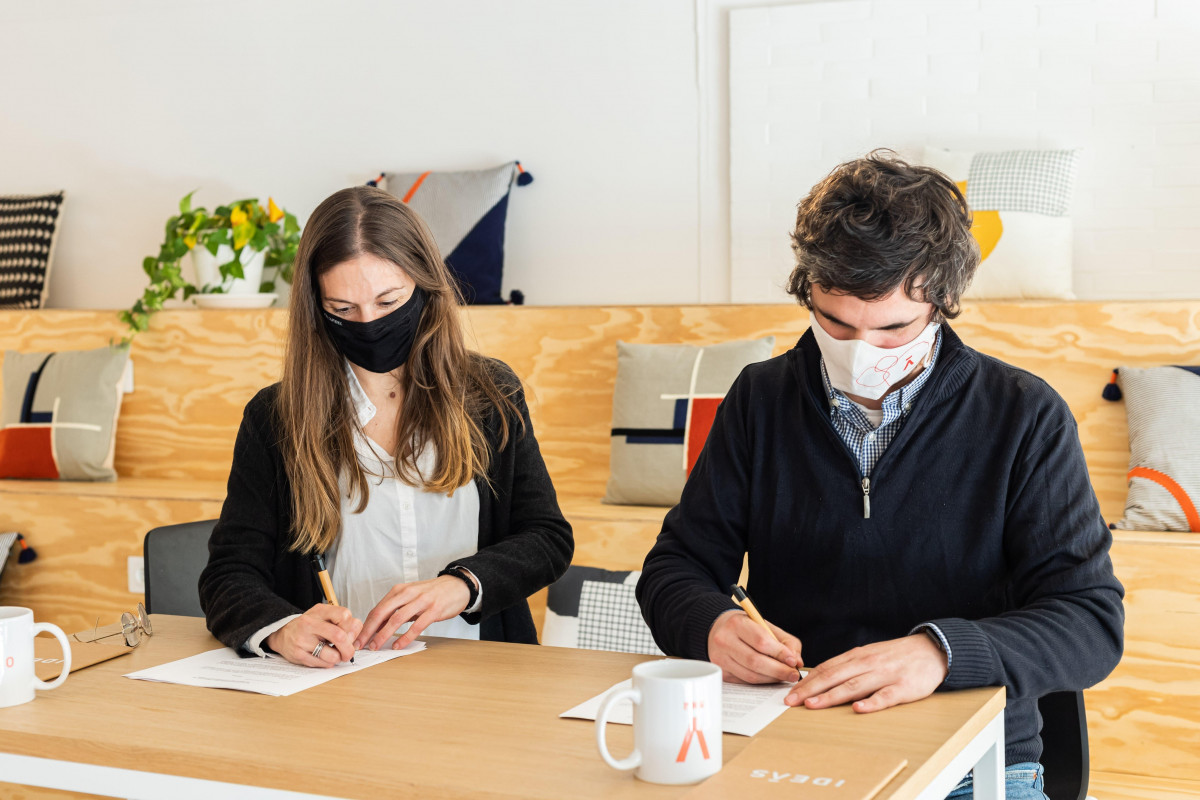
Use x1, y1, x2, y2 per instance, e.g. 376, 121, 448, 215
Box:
946, 762, 1047, 800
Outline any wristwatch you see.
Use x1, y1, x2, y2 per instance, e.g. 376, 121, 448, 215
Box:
438, 565, 479, 610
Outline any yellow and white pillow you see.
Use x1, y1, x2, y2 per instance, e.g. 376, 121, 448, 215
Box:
923, 147, 1079, 300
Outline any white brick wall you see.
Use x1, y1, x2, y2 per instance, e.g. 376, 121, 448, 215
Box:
729, 0, 1200, 302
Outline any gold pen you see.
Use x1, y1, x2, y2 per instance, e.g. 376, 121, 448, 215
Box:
312, 553, 352, 663
730, 584, 781, 644
313, 553, 340, 606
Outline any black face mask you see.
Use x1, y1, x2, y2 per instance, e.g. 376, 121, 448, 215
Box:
321, 287, 428, 374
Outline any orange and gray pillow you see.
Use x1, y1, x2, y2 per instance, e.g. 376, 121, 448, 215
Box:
1106, 365, 1200, 532
0, 346, 129, 480
603, 337, 775, 507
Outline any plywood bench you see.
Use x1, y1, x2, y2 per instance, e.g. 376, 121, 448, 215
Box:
2, 301, 1198, 797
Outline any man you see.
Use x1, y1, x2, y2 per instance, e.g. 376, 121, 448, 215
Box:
636, 150, 1123, 799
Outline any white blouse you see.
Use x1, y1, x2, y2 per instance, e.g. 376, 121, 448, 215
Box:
246, 365, 482, 655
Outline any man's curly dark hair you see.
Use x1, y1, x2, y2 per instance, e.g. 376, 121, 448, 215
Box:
787, 149, 980, 322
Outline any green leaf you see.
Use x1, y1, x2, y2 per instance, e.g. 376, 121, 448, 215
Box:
219, 258, 245, 280
179, 190, 196, 216
182, 285, 198, 300
249, 229, 269, 252
284, 213, 300, 235
142, 257, 157, 277
260, 280, 275, 293
205, 238, 221, 256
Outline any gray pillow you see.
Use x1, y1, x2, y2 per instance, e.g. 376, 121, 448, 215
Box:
603, 337, 775, 506
1115, 365, 1200, 532
0, 345, 129, 480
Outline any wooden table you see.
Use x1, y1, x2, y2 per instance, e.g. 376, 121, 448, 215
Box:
0, 616, 1005, 799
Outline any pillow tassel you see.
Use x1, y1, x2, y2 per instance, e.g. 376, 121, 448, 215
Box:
16, 533, 37, 563
1102, 368, 1122, 401
515, 161, 534, 186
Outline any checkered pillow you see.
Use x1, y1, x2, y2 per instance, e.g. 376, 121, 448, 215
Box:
543, 566, 663, 655
0, 192, 65, 309
923, 147, 1079, 300
1113, 366, 1200, 532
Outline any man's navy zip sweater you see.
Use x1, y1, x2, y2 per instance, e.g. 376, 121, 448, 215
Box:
636, 324, 1124, 765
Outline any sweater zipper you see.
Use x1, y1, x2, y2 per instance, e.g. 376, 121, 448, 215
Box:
861, 477, 871, 519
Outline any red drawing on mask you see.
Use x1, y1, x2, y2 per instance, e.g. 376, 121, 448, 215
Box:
853, 340, 932, 390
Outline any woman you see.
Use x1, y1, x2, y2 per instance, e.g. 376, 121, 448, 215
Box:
199, 186, 573, 666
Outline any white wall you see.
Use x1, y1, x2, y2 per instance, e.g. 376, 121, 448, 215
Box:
729, 0, 1200, 302
2, 0, 1198, 310
0, 0, 700, 309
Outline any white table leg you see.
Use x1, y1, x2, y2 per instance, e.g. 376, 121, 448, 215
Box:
914, 711, 1006, 800
971, 713, 1006, 800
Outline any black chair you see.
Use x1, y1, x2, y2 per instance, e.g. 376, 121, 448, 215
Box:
1038, 690, 1090, 800
143, 520, 217, 617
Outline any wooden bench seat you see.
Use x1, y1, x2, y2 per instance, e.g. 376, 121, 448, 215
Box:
2, 301, 1199, 795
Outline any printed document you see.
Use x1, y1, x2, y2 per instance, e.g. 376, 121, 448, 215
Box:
560, 672, 802, 736
125, 641, 425, 696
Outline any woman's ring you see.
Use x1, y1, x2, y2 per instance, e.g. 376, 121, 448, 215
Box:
312, 641, 325, 659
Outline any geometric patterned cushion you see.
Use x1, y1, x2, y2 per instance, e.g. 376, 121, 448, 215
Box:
381, 162, 530, 305
0, 192, 66, 309
1115, 366, 1200, 532
543, 565, 663, 655
603, 337, 775, 507
0, 346, 130, 481
923, 147, 1079, 301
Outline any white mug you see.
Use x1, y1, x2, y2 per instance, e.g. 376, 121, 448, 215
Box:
0, 607, 71, 708
595, 659, 723, 785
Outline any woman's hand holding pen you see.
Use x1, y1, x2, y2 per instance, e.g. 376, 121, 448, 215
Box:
707, 609, 803, 684
355, 575, 471, 652
266, 604, 362, 668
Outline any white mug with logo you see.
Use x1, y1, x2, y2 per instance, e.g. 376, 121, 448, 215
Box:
595, 659, 723, 785
0, 606, 71, 708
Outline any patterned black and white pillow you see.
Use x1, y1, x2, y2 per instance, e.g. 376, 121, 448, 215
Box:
0, 192, 66, 309
543, 565, 664, 655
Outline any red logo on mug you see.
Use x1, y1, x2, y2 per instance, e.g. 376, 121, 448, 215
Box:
675, 716, 711, 762
4, 657, 12, 668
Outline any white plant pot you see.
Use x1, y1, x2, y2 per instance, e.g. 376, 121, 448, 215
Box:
190, 244, 266, 295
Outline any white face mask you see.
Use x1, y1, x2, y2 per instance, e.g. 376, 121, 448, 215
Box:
810, 316, 940, 401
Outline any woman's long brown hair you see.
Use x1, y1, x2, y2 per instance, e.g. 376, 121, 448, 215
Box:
279, 186, 521, 554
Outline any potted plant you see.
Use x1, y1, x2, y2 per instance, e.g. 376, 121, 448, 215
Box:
119, 192, 300, 339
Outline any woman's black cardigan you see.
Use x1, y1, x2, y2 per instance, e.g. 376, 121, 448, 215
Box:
199, 361, 574, 649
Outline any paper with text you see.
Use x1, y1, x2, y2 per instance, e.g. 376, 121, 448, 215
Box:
560, 674, 801, 737
124, 641, 425, 696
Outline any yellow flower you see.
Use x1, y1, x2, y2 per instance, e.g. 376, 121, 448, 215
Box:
230, 206, 248, 227
184, 235, 196, 250
268, 197, 284, 223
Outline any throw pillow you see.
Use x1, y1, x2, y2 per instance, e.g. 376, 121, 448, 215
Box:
0, 191, 66, 309
922, 147, 1078, 300
378, 162, 532, 305
0, 345, 130, 481
604, 337, 776, 506
1109, 366, 1200, 532
543, 565, 663, 655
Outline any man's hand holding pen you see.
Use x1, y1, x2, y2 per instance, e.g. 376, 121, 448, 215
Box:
707, 586, 803, 684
